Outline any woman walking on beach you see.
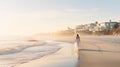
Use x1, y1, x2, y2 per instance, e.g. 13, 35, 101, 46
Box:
76, 34, 80, 50
74, 34, 81, 59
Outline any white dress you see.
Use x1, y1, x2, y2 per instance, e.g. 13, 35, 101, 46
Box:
76, 38, 80, 49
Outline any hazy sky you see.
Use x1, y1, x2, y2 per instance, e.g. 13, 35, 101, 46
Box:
0, 0, 120, 35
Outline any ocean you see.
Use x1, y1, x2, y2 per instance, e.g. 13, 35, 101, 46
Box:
0, 36, 61, 67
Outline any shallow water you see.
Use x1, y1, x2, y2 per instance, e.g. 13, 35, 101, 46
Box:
0, 36, 61, 67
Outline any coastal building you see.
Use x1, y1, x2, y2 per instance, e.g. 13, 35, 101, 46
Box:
84, 24, 89, 31
101, 20, 118, 30
76, 25, 84, 32
94, 24, 102, 31
118, 23, 120, 29
88, 23, 96, 31
109, 22, 118, 30
75, 20, 119, 35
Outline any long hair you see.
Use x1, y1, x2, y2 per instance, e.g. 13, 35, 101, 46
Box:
76, 34, 80, 39
77, 34, 79, 37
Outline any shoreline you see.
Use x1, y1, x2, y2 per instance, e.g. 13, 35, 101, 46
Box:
15, 42, 78, 67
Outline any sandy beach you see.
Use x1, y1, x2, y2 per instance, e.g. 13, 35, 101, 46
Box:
78, 36, 120, 67
14, 35, 120, 67
0, 35, 120, 67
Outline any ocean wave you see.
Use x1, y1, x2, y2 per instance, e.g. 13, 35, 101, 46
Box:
0, 41, 61, 67
0, 41, 45, 55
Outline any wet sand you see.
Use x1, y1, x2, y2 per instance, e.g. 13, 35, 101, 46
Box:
15, 42, 78, 67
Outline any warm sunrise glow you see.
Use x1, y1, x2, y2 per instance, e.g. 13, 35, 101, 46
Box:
0, 0, 120, 35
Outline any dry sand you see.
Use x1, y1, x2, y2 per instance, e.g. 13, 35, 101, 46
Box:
78, 36, 120, 67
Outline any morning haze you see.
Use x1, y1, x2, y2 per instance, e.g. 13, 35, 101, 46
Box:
0, 0, 120, 67
0, 0, 120, 35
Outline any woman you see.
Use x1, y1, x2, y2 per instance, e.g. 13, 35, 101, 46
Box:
76, 34, 80, 50
74, 34, 81, 59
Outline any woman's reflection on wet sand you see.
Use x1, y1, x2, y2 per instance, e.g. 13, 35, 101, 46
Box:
74, 42, 81, 67
74, 48, 80, 60
74, 44, 81, 67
